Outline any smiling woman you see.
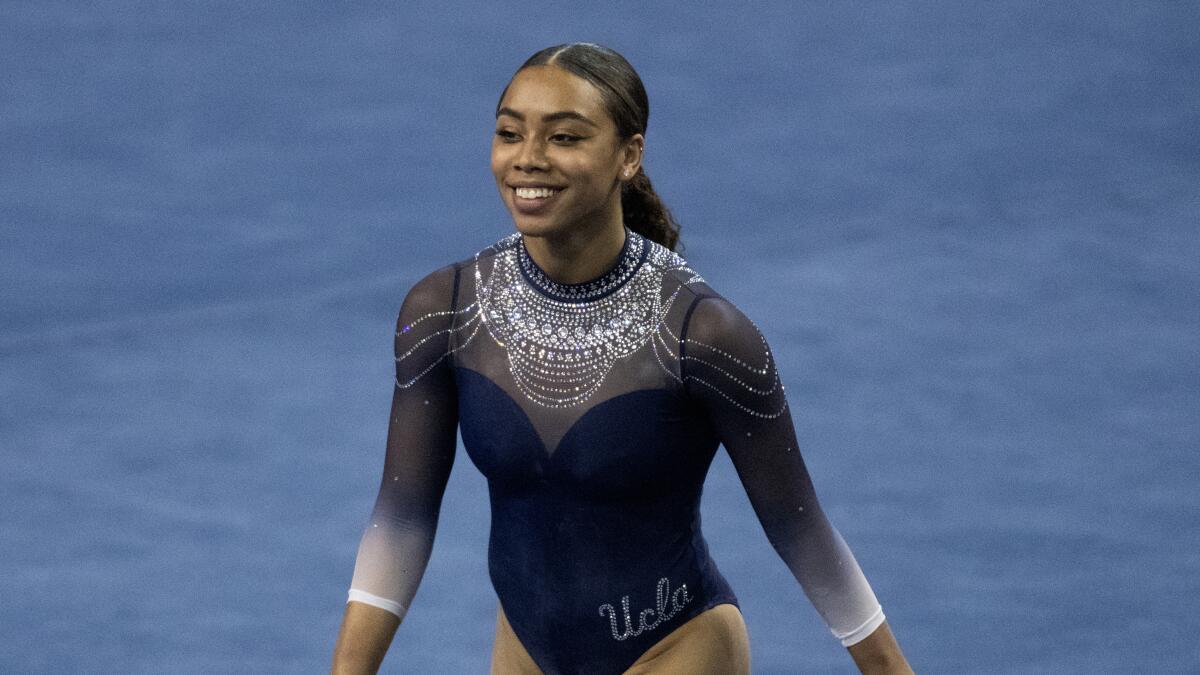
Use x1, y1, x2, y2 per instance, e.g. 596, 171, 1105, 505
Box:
489, 46, 673, 289
331, 43, 913, 675
492, 63, 638, 261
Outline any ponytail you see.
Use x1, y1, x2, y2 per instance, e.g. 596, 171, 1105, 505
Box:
621, 168, 681, 253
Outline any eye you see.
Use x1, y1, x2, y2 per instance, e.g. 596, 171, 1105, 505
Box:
495, 129, 520, 142
550, 133, 583, 144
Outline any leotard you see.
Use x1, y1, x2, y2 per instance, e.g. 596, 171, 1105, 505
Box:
347, 226, 885, 674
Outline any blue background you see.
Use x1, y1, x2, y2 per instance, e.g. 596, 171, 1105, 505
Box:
2, 2, 1198, 673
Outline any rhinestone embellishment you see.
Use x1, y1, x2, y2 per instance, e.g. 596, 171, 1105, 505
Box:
474, 228, 692, 408
516, 226, 646, 303
395, 229, 791, 419
598, 576, 692, 641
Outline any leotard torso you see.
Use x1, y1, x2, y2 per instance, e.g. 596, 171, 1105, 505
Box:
347, 226, 885, 674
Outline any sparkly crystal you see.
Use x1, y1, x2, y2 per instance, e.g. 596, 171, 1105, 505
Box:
395, 227, 787, 419
598, 576, 692, 641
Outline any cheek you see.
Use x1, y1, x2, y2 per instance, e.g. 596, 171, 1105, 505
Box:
491, 164, 511, 192
490, 146, 504, 177
564, 157, 612, 187
491, 138, 517, 173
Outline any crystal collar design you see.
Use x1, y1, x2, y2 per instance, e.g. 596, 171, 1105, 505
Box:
473, 227, 698, 408
516, 226, 649, 303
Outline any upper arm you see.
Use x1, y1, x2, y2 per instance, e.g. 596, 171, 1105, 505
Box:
681, 294, 825, 540
377, 263, 462, 518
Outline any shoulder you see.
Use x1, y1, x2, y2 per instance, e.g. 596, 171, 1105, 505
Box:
637, 239, 766, 350
677, 283, 785, 413
651, 255, 751, 343
639, 237, 715, 307
392, 260, 469, 377
399, 230, 518, 314
671, 273, 777, 395
638, 243, 775, 385
684, 291, 768, 358
398, 262, 460, 320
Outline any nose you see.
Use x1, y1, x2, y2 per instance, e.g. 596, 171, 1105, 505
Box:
514, 137, 549, 172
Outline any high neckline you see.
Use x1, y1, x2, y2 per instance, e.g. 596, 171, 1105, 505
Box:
516, 226, 648, 303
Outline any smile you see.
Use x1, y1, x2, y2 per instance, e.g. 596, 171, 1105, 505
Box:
514, 187, 561, 199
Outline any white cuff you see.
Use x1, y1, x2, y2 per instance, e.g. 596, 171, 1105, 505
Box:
833, 605, 885, 647
347, 589, 406, 620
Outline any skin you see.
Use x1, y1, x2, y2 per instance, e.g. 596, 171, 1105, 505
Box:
849, 622, 915, 674
331, 602, 399, 675
331, 61, 914, 675
491, 64, 642, 286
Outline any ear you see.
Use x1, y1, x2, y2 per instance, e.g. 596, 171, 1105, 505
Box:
619, 133, 645, 181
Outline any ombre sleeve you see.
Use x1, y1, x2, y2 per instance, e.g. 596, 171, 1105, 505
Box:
346, 263, 462, 621
680, 293, 885, 646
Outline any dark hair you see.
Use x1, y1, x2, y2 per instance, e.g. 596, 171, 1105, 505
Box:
498, 43, 683, 253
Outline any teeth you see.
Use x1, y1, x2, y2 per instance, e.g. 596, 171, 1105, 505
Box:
515, 187, 559, 199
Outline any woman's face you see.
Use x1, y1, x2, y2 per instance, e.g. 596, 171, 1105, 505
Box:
492, 65, 642, 239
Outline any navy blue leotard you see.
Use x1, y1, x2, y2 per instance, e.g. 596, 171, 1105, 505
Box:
347, 226, 885, 674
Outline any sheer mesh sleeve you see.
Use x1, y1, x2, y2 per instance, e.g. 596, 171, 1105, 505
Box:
681, 293, 885, 646
346, 264, 461, 620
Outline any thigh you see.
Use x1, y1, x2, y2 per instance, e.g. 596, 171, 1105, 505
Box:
490, 603, 544, 675
623, 603, 751, 675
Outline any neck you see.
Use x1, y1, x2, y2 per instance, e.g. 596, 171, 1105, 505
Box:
520, 215, 627, 285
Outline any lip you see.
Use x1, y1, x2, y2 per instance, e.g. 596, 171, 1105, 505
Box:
509, 184, 565, 216
508, 181, 566, 189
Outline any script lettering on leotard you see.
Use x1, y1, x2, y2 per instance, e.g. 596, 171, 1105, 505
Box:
598, 576, 692, 641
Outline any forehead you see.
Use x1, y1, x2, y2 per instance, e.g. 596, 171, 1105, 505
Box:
499, 65, 611, 124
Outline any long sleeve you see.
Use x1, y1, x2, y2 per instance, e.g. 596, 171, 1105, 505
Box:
681, 293, 885, 646
346, 263, 462, 621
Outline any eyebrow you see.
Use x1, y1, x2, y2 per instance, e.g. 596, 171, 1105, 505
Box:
496, 107, 599, 127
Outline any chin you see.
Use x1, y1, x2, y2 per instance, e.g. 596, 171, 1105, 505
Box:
511, 218, 562, 239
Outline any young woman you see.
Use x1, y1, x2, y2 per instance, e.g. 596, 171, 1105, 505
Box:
332, 43, 913, 675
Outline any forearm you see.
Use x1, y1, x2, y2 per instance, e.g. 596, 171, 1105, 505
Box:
847, 621, 914, 674
331, 601, 402, 675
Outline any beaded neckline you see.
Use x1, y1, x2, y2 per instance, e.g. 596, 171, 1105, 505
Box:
516, 226, 649, 303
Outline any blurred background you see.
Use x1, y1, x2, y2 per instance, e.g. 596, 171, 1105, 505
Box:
2, 1, 1197, 672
